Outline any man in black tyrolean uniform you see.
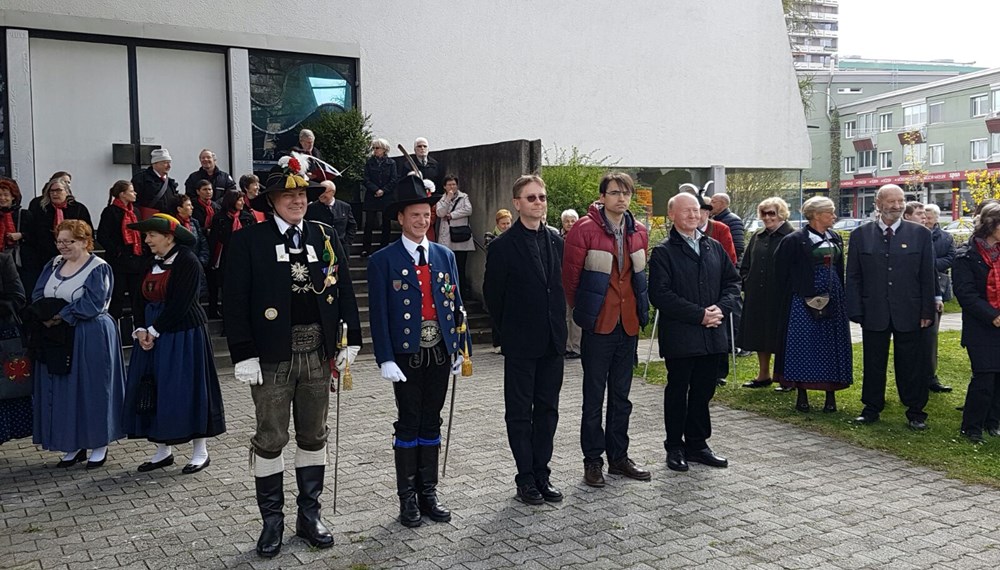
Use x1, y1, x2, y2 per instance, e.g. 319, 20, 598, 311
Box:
368, 174, 469, 527
224, 152, 362, 558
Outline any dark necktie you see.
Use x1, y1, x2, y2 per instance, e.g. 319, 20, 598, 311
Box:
885, 227, 894, 239
416, 245, 427, 266
285, 227, 300, 249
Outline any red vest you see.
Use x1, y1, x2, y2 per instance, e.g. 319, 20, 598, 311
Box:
416, 262, 437, 321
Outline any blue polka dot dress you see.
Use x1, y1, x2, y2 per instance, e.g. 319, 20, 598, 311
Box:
0, 396, 32, 443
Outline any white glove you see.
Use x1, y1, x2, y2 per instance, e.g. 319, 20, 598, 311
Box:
422, 179, 436, 193
380, 361, 407, 383
336, 345, 360, 373
235, 357, 263, 386
451, 354, 464, 376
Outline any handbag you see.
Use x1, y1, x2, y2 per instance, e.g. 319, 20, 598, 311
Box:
803, 293, 831, 319
0, 316, 32, 400
448, 196, 473, 242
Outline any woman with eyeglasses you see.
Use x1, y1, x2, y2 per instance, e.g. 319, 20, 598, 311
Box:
435, 175, 475, 292
738, 197, 795, 389
772, 196, 853, 412
28, 178, 93, 266
29, 220, 125, 468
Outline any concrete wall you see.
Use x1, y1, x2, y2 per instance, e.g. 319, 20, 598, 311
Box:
423, 139, 541, 298
0, 1, 810, 170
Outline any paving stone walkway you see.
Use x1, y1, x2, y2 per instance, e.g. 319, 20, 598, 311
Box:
3, 344, 1000, 570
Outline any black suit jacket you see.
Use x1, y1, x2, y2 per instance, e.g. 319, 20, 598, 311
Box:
224, 218, 362, 364
846, 219, 936, 332
305, 200, 356, 249
484, 219, 567, 358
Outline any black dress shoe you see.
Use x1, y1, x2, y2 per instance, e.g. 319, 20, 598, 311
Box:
741, 379, 773, 388
86, 455, 108, 470
535, 477, 563, 502
182, 457, 210, 475
583, 463, 605, 487
666, 450, 688, 472
56, 449, 87, 468
686, 447, 729, 468
608, 457, 651, 481
795, 402, 811, 413
774, 385, 794, 392
961, 429, 985, 444
137, 455, 175, 473
908, 420, 928, 431
854, 415, 878, 424
988, 426, 1000, 437
929, 382, 953, 393
565, 351, 581, 360
736, 349, 753, 357
822, 403, 837, 413
516, 482, 544, 505
716, 378, 727, 387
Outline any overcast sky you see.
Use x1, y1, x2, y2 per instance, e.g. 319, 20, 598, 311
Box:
838, 0, 1000, 68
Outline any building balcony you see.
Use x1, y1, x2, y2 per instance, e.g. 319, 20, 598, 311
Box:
855, 166, 877, 178
805, 11, 839, 22
988, 154, 1000, 170
852, 134, 876, 152
897, 127, 926, 145
898, 162, 926, 175
986, 111, 1000, 134
787, 28, 839, 38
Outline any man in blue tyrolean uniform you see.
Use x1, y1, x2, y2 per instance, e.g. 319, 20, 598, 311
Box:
368, 174, 470, 528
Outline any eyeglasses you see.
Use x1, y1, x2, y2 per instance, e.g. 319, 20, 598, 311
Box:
55, 240, 77, 246
759, 210, 778, 217
605, 190, 633, 198
415, 144, 428, 148
519, 194, 547, 203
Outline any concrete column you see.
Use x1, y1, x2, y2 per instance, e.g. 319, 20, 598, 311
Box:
708, 164, 726, 197
227, 48, 253, 177
6, 29, 34, 193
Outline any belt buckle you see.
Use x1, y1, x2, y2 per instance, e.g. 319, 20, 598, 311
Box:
290, 323, 324, 354
419, 320, 442, 348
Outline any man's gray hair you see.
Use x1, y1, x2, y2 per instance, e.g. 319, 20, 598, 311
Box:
561, 209, 579, 221
299, 129, 315, 140
713, 192, 731, 205
414, 137, 429, 148
924, 203, 941, 216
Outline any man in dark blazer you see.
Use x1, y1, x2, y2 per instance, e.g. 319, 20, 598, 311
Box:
648, 192, 740, 473
847, 184, 937, 430
403, 137, 441, 192
484, 174, 567, 506
306, 180, 357, 252
225, 155, 362, 559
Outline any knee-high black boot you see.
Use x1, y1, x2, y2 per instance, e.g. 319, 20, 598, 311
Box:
394, 446, 422, 527
294, 466, 334, 548
255, 473, 284, 558
417, 445, 451, 522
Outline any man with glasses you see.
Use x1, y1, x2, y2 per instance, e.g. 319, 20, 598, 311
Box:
484, 174, 567, 505
563, 172, 650, 487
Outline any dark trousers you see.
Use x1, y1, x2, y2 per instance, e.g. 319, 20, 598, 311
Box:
580, 323, 638, 465
503, 350, 564, 485
109, 270, 143, 321
962, 371, 1000, 432
663, 354, 721, 452
454, 251, 468, 291
363, 210, 391, 253
206, 268, 221, 317
392, 349, 451, 445
860, 325, 930, 422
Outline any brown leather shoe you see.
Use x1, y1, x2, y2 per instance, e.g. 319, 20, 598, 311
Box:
608, 457, 651, 481
583, 463, 605, 487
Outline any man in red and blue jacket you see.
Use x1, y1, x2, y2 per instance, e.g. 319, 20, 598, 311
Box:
562, 172, 650, 488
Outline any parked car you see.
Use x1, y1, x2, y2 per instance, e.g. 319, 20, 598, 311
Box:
745, 219, 764, 233
833, 218, 873, 231
943, 217, 974, 235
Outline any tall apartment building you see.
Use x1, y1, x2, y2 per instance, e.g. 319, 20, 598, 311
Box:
787, 0, 839, 71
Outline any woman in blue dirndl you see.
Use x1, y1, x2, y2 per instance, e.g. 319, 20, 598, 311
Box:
122, 213, 225, 474
773, 196, 853, 413
31, 220, 125, 468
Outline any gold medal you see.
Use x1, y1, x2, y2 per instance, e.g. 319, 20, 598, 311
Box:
325, 275, 337, 286
264, 308, 278, 320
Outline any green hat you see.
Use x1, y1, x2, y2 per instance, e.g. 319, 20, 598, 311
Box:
127, 213, 196, 246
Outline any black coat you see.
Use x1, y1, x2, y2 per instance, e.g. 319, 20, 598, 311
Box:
0, 205, 38, 290
0, 251, 25, 319
132, 167, 180, 213
484, 219, 567, 358
224, 218, 362, 364
846, 219, 936, 332
362, 156, 398, 211
185, 217, 211, 268
209, 210, 256, 271
134, 246, 207, 332
183, 168, 237, 201
28, 201, 93, 264
399, 155, 440, 192
714, 208, 746, 260
931, 225, 956, 300
97, 204, 148, 274
648, 227, 741, 359
736, 221, 793, 352
192, 199, 221, 237
952, 243, 1000, 372
306, 200, 357, 249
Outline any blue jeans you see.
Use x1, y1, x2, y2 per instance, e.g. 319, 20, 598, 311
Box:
580, 323, 638, 466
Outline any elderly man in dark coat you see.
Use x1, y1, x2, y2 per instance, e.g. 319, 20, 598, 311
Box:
648, 192, 740, 473
711, 192, 745, 261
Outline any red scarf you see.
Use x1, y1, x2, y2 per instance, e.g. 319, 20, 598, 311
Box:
199, 198, 215, 229
976, 237, 1000, 309
113, 198, 142, 256
178, 214, 192, 231
0, 209, 16, 251
51, 201, 67, 232
231, 211, 242, 233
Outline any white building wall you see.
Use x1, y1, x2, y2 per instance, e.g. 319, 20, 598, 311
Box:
0, 0, 810, 169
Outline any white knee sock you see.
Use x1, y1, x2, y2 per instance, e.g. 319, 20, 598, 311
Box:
62, 449, 83, 462
190, 438, 208, 466
149, 444, 172, 463
89, 446, 107, 462
295, 445, 327, 468
253, 453, 284, 478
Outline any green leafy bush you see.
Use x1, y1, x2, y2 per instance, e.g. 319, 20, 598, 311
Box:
303, 108, 373, 203
541, 146, 616, 226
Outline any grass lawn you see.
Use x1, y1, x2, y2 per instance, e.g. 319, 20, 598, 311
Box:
637, 330, 1000, 487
